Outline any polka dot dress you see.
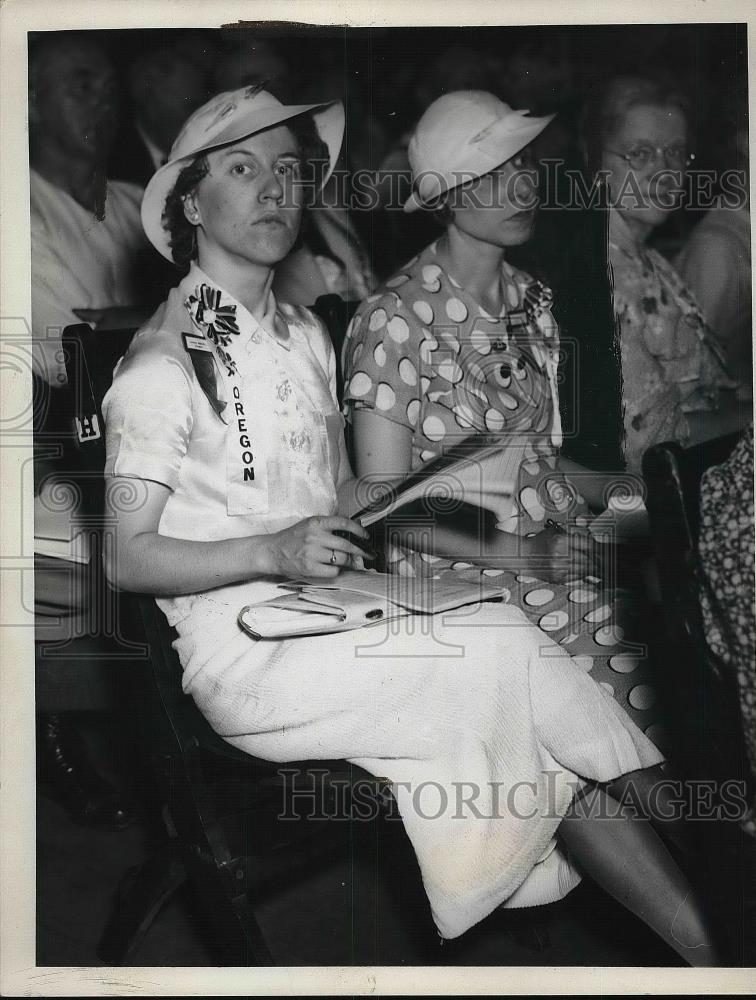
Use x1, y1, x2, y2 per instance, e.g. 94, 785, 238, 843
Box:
343, 241, 665, 744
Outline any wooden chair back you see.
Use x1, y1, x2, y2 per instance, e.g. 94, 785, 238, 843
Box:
642, 432, 748, 781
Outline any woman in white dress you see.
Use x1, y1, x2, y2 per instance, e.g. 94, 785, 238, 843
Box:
102, 86, 717, 963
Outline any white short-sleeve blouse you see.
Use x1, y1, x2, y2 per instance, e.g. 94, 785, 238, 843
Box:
103, 264, 346, 547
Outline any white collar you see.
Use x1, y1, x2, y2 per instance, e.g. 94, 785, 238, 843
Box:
181, 263, 291, 351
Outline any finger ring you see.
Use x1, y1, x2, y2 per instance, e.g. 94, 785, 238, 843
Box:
330, 549, 338, 565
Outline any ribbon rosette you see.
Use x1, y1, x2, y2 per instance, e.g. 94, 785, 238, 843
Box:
186, 284, 242, 347
219, 347, 238, 378
524, 280, 554, 323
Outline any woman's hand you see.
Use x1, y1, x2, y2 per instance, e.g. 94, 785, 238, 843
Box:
525, 523, 600, 584
106, 477, 373, 595
256, 516, 372, 578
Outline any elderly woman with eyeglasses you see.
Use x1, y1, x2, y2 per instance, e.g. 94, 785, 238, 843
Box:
581, 75, 740, 473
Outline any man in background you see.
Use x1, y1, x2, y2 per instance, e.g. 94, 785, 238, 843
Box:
109, 33, 213, 186
30, 32, 147, 381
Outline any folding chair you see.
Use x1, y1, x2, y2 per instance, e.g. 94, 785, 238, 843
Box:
33, 341, 147, 838
642, 433, 750, 785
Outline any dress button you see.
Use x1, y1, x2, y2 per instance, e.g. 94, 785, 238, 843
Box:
56, 373, 67, 384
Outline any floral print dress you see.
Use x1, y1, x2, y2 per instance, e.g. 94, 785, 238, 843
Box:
343, 240, 666, 744
698, 424, 756, 837
609, 210, 734, 473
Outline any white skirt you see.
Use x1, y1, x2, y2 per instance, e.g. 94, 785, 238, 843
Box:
161, 578, 664, 940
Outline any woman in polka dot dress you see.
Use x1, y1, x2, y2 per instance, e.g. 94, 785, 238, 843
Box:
344, 90, 663, 745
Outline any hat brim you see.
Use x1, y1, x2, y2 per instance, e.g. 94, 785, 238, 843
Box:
141, 100, 345, 261
403, 112, 555, 213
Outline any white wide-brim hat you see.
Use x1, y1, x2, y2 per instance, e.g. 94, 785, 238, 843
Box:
404, 90, 555, 213
142, 85, 345, 260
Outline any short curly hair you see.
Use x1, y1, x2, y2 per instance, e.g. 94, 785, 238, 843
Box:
161, 111, 330, 271
162, 155, 210, 271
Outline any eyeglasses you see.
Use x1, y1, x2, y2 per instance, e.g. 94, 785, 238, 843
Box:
604, 144, 696, 171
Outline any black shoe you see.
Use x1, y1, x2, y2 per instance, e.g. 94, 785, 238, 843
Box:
37, 712, 134, 831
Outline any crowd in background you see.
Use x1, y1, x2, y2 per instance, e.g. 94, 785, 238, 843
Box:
108, 25, 747, 268
29, 24, 751, 352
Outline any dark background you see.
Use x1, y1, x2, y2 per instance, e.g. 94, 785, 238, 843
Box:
90, 22, 747, 165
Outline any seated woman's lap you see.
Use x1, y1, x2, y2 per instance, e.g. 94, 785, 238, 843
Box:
473, 565, 662, 740
169, 583, 661, 781
382, 545, 665, 746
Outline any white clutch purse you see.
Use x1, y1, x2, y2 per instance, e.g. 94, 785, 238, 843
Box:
237, 570, 507, 640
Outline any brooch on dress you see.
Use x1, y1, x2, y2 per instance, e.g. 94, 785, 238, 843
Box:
186, 284, 241, 347
497, 281, 554, 341
524, 281, 554, 322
